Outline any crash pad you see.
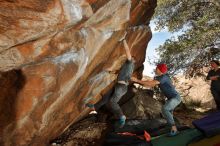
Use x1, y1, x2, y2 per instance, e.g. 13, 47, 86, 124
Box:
188, 134, 220, 146
151, 129, 203, 146
193, 111, 220, 137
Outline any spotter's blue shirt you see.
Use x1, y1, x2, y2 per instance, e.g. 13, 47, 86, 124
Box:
155, 74, 179, 99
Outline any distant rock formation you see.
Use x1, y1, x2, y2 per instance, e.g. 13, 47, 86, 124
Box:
174, 75, 216, 110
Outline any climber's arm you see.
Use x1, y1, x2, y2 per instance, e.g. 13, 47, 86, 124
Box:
131, 77, 160, 88
123, 40, 132, 61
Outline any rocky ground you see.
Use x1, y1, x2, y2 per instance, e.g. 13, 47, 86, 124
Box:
49, 87, 214, 146
49, 109, 208, 146
50, 115, 110, 146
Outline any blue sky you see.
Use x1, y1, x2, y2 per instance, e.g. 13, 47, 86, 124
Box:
143, 22, 171, 77
143, 21, 183, 77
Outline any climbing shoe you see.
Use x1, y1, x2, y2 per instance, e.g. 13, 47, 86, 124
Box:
85, 103, 97, 114
119, 115, 126, 128
85, 103, 94, 108
167, 130, 179, 137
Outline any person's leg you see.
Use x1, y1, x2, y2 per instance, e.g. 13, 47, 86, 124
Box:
161, 96, 181, 135
211, 89, 220, 109
107, 83, 128, 127
108, 84, 128, 117
85, 87, 114, 114
217, 91, 220, 109
94, 88, 114, 111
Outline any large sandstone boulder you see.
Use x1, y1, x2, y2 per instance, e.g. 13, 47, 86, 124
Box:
0, 0, 157, 145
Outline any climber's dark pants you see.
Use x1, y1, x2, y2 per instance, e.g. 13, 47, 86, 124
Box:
211, 88, 220, 109
94, 88, 113, 111
95, 83, 127, 118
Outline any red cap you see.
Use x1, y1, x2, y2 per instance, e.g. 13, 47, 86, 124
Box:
157, 64, 167, 74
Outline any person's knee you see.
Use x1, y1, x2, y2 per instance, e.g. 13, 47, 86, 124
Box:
109, 97, 117, 104
108, 97, 119, 109
162, 105, 169, 113
161, 107, 169, 117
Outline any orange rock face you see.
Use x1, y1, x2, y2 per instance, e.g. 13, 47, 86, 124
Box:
0, 0, 156, 145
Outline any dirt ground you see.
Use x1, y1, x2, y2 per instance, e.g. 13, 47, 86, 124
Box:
49, 115, 111, 146
175, 110, 205, 127
49, 107, 214, 146
175, 104, 218, 127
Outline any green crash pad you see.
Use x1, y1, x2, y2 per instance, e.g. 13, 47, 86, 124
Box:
151, 129, 203, 146
188, 134, 220, 146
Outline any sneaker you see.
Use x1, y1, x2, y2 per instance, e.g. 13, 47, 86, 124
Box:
167, 130, 179, 137
89, 110, 98, 115
119, 115, 126, 128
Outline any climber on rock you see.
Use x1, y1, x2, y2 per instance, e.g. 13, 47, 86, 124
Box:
86, 32, 135, 128
131, 64, 182, 136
